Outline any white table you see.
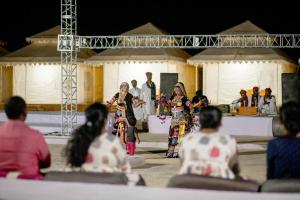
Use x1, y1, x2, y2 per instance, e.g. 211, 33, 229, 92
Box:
219, 116, 273, 136
148, 115, 172, 134
148, 115, 274, 136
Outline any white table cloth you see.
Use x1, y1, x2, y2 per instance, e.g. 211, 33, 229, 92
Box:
148, 115, 274, 136
148, 115, 171, 134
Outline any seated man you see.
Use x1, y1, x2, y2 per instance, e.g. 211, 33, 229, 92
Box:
0, 96, 51, 179
249, 86, 261, 107
258, 88, 277, 115
232, 89, 248, 111
191, 89, 209, 113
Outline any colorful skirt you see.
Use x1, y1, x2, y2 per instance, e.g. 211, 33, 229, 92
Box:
167, 110, 190, 158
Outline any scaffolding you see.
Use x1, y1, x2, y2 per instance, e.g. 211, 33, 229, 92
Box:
59, 0, 300, 135
60, 0, 78, 135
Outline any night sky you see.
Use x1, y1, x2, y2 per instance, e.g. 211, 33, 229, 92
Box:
1, 0, 300, 61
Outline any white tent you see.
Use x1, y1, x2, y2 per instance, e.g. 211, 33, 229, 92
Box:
0, 43, 10, 102
85, 22, 196, 101
188, 21, 297, 105
0, 26, 96, 109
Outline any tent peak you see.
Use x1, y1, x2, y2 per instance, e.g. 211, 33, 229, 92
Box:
219, 20, 268, 35
121, 22, 169, 35
26, 25, 60, 43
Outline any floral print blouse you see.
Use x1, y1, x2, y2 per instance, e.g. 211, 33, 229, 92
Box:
81, 132, 131, 173
179, 131, 238, 179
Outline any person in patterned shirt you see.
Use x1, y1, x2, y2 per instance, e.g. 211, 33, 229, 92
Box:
179, 106, 240, 179
65, 103, 141, 184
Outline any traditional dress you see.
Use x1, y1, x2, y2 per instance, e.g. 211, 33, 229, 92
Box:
129, 87, 144, 130
167, 93, 191, 158
110, 92, 135, 145
141, 81, 156, 120
258, 95, 277, 115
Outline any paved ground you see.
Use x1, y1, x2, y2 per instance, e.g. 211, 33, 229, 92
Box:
47, 142, 267, 188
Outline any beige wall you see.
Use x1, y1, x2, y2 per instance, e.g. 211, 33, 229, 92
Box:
201, 60, 297, 106
12, 64, 102, 104
102, 61, 196, 101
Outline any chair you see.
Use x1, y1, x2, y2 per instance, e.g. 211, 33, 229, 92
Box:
260, 179, 300, 193
272, 116, 286, 137
167, 174, 259, 192
44, 171, 145, 186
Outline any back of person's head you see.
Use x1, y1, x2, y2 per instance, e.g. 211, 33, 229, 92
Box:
200, 106, 222, 129
65, 102, 108, 167
127, 114, 136, 127
280, 101, 300, 136
4, 96, 27, 120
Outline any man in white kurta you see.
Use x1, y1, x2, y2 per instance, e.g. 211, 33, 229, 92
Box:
258, 88, 277, 115
129, 80, 144, 130
141, 72, 156, 122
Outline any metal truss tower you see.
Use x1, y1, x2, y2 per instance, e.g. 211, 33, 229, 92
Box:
60, 0, 78, 135
59, 0, 300, 135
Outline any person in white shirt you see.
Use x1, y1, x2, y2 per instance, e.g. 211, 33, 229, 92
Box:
129, 80, 144, 130
258, 88, 277, 115
179, 106, 240, 179
141, 72, 156, 122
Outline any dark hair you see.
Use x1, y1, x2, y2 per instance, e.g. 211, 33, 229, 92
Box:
280, 102, 300, 136
127, 114, 136, 127
65, 103, 108, 167
200, 106, 222, 129
4, 96, 26, 119
196, 89, 203, 97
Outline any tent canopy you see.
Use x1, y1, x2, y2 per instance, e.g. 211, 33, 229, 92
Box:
0, 47, 9, 57
86, 22, 190, 64
188, 20, 296, 64
0, 26, 95, 64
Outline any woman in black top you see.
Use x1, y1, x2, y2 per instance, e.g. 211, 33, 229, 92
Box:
107, 82, 136, 145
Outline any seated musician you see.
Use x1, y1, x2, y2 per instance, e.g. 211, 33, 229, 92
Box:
249, 86, 261, 107
258, 88, 277, 115
232, 89, 248, 111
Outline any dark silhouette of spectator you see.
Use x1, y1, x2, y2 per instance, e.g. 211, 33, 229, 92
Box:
267, 102, 300, 179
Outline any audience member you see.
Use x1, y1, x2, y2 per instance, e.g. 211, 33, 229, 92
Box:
179, 106, 240, 179
267, 102, 300, 179
0, 96, 50, 180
